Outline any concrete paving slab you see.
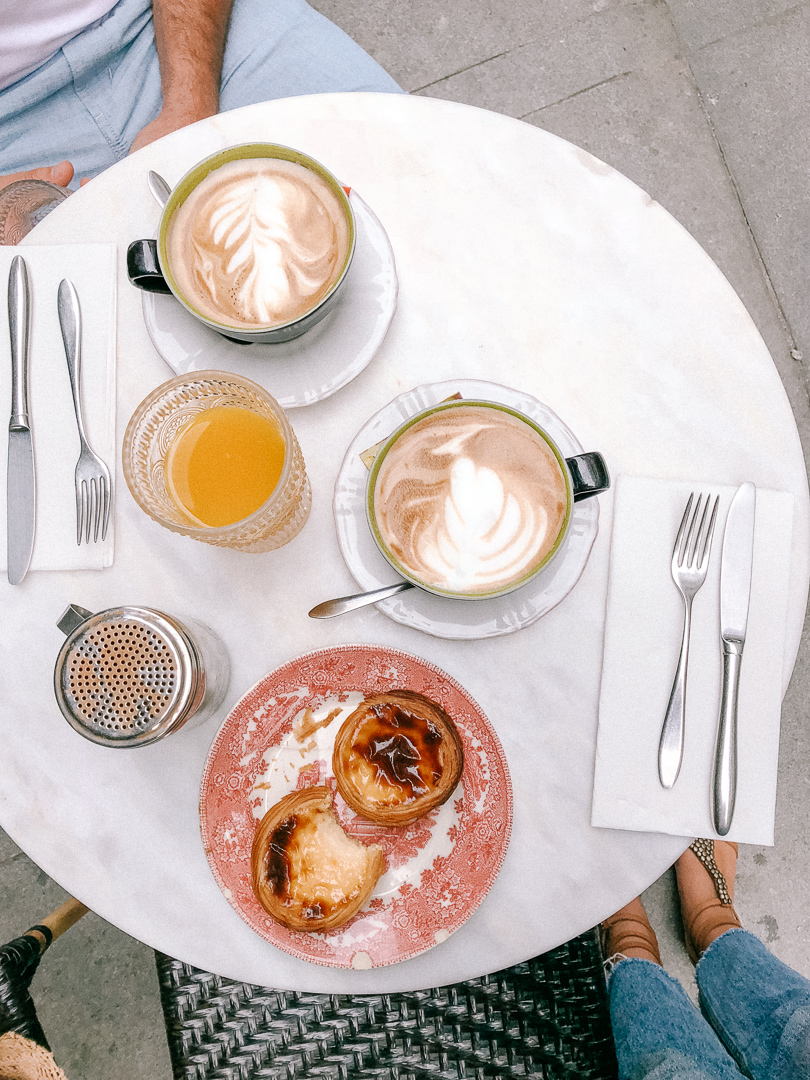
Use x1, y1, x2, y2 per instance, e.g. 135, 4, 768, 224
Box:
310, 0, 639, 92
412, 0, 681, 118
0, 831, 171, 1080
0, 825, 21, 863
665, 0, 799, 51
688, 5, 810, 374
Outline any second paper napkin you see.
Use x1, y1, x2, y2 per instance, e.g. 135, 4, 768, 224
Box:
592, 475, 794, 845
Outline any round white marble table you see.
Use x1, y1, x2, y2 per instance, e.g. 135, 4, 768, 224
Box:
4, 93, 808, 992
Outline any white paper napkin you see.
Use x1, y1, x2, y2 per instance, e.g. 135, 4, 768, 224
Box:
592, 475, 794, 845
0, 245, 116, 571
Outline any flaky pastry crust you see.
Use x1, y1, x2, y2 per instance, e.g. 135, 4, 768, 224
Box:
251, 786, 385, 932
332, 690, 464, 826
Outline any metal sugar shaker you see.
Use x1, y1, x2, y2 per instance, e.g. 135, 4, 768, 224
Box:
53, 604, 230, 748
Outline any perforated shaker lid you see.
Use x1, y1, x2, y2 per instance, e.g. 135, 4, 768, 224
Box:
54, 605, 201, 747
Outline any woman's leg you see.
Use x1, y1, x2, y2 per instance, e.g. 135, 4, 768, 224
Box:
677, 840, 810, 1080
609, 958, 746, 1080
604, 897, 744, 1080
697, 930, 810, 1080
676, 841, 742, 964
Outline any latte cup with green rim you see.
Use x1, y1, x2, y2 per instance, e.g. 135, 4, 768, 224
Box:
126, 142, 356, 344
366, 400, 610, 600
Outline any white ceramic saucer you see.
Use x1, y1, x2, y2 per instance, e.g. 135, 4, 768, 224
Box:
333, 379, 601, 640
140, 191, 397, 408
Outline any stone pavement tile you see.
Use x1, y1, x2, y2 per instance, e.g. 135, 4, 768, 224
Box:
688, 6, 810, 374
0, 826, 21, 863
33, 915, 171, 1080
522, 56, 810, 459
0, 835, 65, 931
309, 0, 639, 92
412, 0, 680, 118
665, 0, 799, 51
0, 831, 171, 1079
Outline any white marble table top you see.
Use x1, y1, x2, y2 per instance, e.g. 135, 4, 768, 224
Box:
4, 93, 808, 993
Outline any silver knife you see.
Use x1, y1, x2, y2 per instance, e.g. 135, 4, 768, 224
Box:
6, 255, 35, 585
713, 481, 756, 836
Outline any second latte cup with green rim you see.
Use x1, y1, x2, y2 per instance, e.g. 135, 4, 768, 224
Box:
366, 400, 610, 601
126, 142, 356, 344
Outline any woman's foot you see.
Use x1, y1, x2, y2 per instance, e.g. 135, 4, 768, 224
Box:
675, 839, 742, 963
602, 896, 662, 965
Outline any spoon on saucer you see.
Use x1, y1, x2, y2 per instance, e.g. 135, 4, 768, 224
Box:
309, 581, 414, 618
147, 171, 171, 209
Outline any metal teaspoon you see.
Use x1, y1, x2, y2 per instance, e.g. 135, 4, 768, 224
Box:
309, 581, 415, 618
147, 170, 171, 209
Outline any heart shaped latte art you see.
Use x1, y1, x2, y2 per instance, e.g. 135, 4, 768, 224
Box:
373, 406, 568, 594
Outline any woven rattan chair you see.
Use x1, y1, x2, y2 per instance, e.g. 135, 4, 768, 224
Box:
155, 929, 618, 1080
0, 898, 88, 1052
1, 907, 617, 1078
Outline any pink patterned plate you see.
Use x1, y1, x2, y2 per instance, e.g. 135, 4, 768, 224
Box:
200, 644, 512, 968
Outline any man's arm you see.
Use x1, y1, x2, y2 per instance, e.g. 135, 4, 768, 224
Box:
129, 0, 235, 153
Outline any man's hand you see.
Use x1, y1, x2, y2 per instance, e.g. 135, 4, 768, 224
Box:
129, 0, 234, 154
129, 103, 217, 154
0, 161, 75, 193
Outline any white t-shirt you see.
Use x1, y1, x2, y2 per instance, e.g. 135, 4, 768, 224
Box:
0, 0, 118, 91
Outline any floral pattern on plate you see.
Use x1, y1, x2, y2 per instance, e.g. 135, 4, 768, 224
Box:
200, 644, 512, 968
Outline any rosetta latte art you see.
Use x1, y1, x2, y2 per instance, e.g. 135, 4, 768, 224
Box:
373, 406, 569, 594
167, 158, 350, 329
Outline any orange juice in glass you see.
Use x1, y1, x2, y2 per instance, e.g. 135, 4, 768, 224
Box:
123, 372, 310, 551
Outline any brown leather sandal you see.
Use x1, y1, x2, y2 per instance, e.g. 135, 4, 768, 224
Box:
601, 897, 662, 965
676, 838, 742, 963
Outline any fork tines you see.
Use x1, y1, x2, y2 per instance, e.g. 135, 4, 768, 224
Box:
77, 474, 111, 545
674, 492, 719, 570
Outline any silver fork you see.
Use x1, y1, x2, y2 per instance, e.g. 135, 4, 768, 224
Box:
57, 279, 111, 543
658, 492, 719, 788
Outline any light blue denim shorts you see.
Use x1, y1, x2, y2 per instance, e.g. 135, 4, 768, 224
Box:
0, 0, 402, 184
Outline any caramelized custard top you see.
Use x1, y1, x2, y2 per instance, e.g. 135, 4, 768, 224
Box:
266, 815, 296, 898
350, 701, 444, 805
264, 806, 370, 920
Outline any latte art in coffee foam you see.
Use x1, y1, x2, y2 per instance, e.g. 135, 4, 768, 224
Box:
373, 406, 569, 594
167, 158, 350, 328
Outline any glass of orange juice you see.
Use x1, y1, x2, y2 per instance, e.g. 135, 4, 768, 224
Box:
123, 372, 310, 551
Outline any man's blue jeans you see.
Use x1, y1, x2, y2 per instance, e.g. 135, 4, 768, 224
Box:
0, 0, 402, 183
609, 930, 810, 1079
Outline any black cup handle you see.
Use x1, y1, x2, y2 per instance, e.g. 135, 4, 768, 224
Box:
127, 239, 173, 294
566, 452, 610, 502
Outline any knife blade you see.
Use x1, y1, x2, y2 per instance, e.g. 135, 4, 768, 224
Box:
6, 255, 34, 585
713, 481, 756, 835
